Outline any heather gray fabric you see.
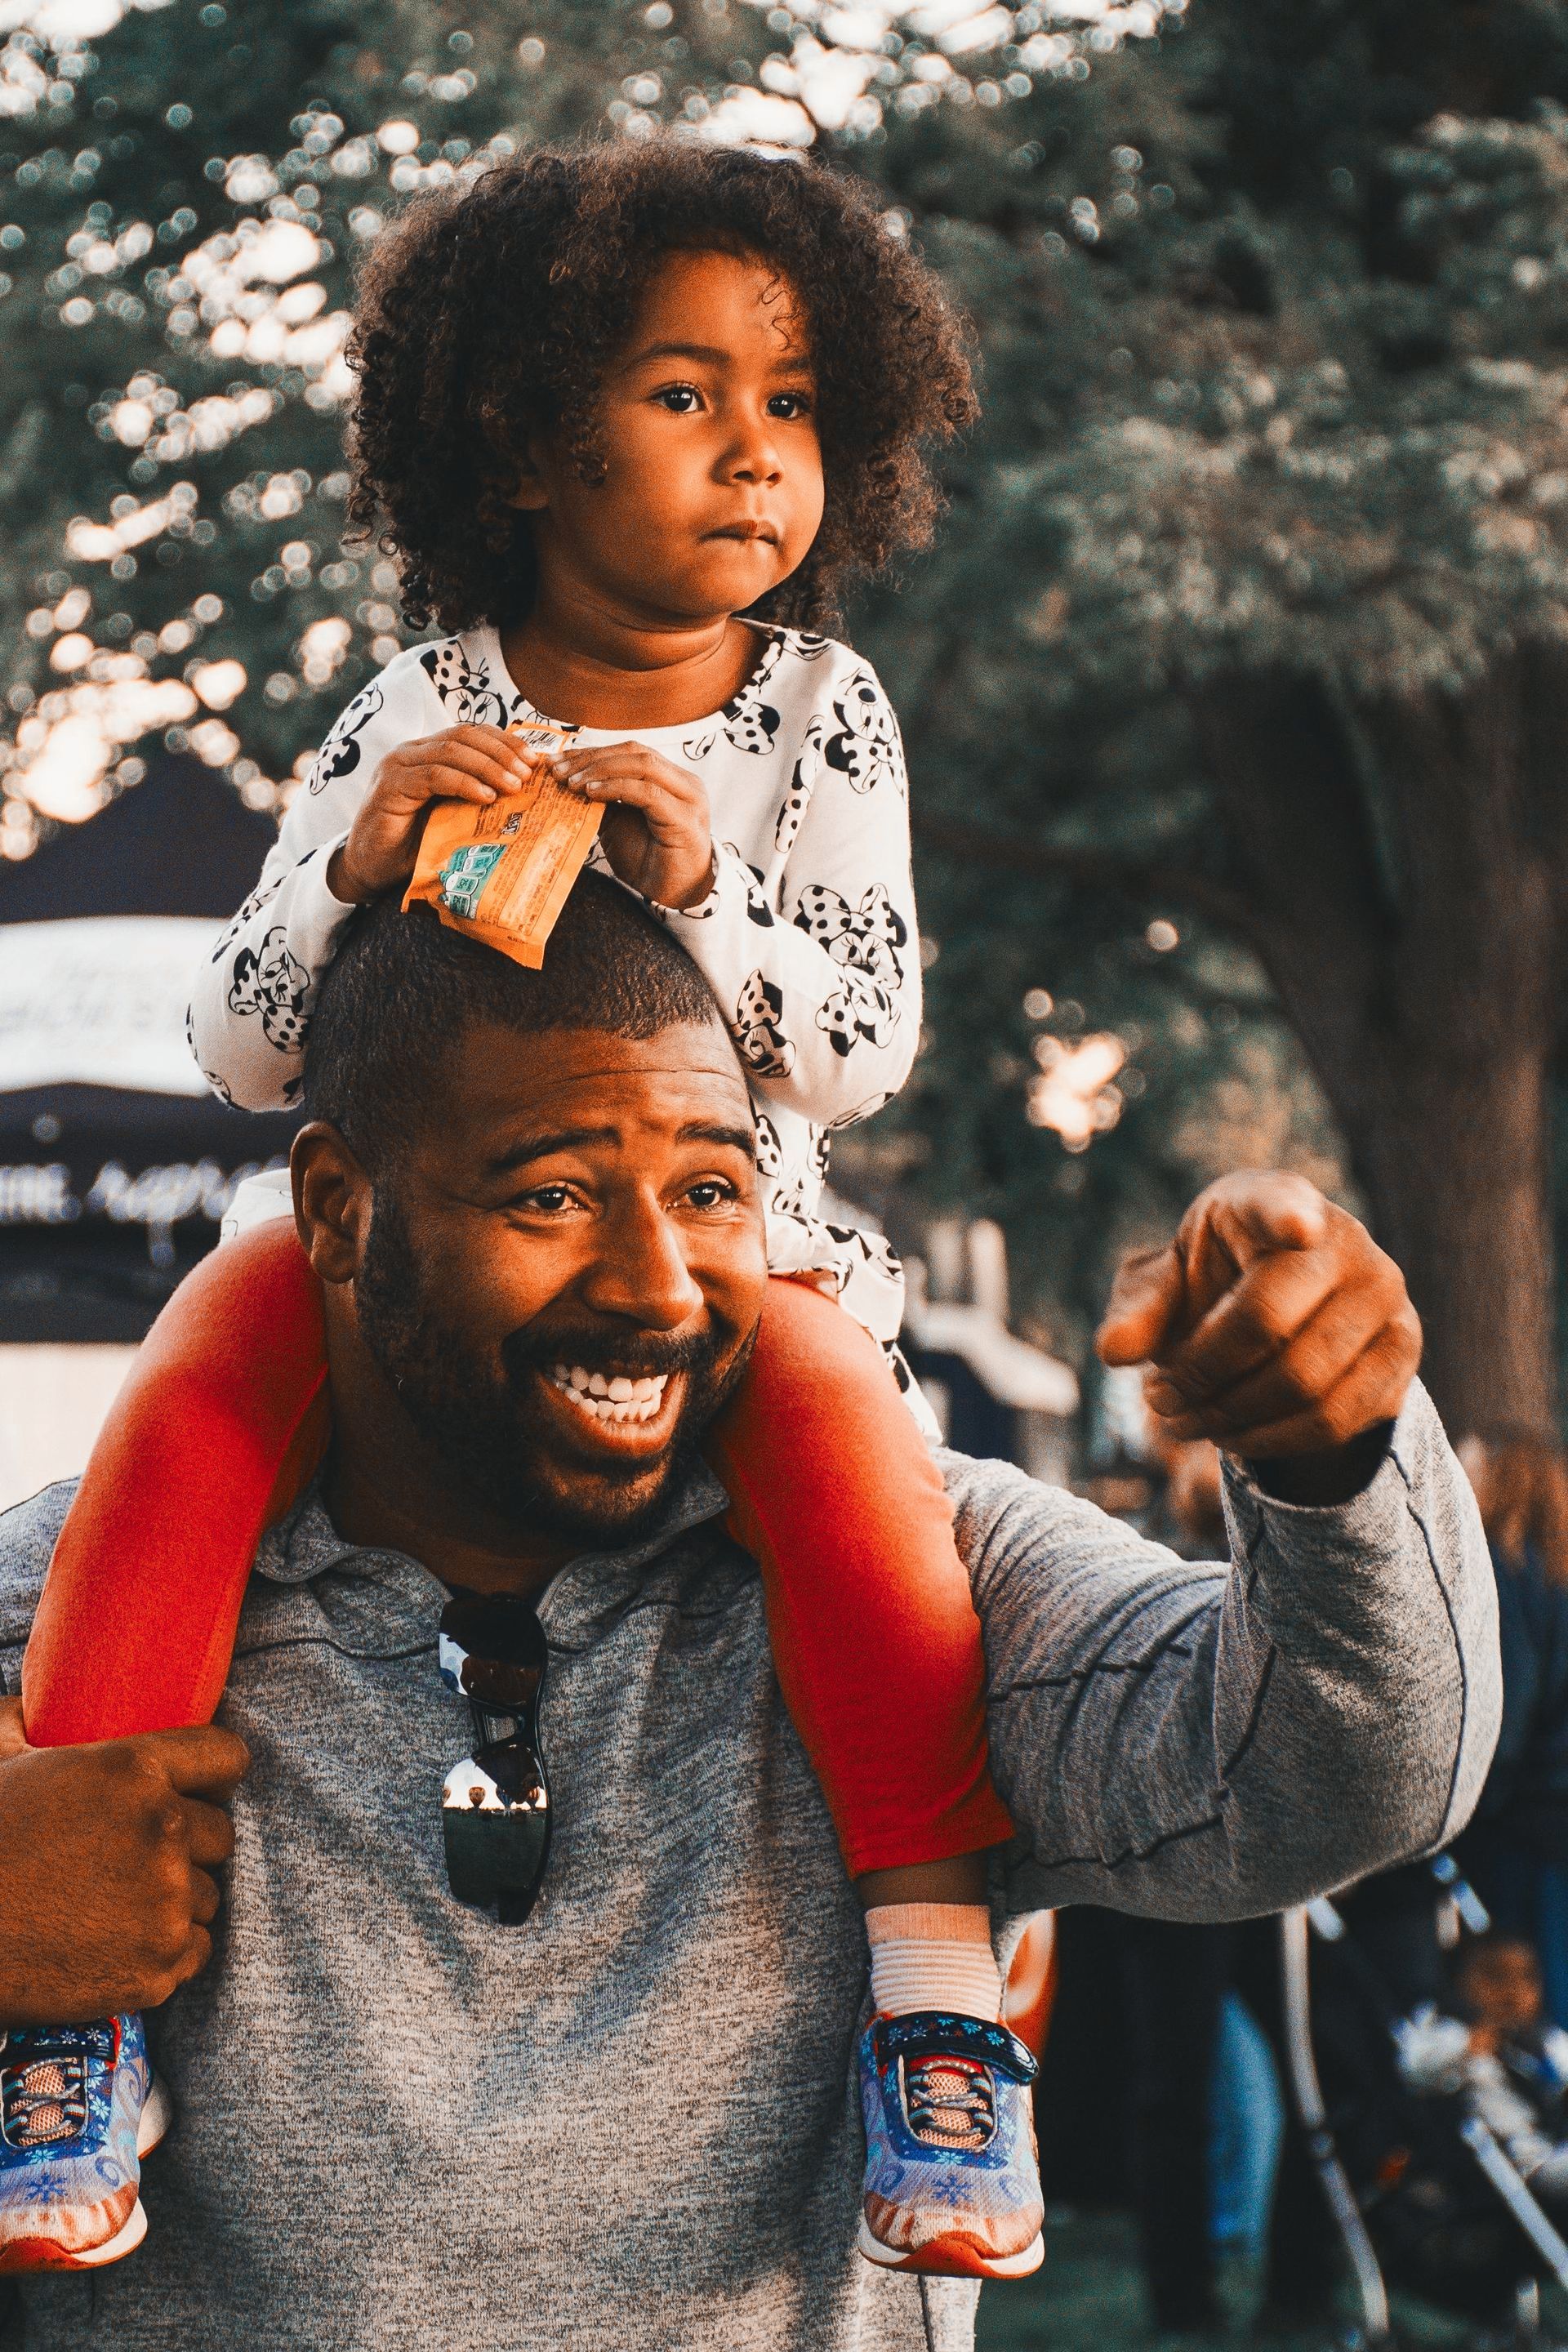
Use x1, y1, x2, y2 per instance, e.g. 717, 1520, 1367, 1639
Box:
0, 1383, 1496, 2351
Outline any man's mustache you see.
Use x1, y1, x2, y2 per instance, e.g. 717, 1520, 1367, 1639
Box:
500, 1324, 721, 1389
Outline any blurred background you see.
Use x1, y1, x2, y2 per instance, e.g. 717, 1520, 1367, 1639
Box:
9, 0, 1568, 2342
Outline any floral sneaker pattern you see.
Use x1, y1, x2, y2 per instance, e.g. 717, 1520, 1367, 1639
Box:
858, 2011, 1045, 2281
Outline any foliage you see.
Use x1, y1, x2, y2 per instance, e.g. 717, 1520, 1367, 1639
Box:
883, 13, 1568, 706
10, 0, 1566, 1393
0, 0, 1173, 847
849, 2, 1568, 1392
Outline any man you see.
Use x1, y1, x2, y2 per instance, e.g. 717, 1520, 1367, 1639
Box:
0, 880, 1496, 2350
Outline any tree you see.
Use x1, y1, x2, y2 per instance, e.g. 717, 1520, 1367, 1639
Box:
19, 0, 1535, 1441
0, 0, 1165, 845
0, 0, 803, 836
862, 0, 1568, 1443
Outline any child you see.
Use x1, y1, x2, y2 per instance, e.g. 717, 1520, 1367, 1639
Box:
10, 141, 1041, 2280
1453, 1931, 1568, 2203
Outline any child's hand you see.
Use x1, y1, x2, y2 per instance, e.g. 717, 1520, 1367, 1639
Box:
549, 742, 715, 911
327, 726, 536, 906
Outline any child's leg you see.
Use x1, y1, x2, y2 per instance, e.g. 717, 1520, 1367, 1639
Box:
710, 1282, 1043, 2278
22, 1221, 327, 1747
706, 1276, 1013, 2016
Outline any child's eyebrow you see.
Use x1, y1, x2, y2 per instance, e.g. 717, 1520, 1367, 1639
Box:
628, 339, 728, 368
624, 338, 815, 376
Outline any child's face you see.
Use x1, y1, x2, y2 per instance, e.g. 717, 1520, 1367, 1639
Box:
514, 247, 825, 622
1459, 1940, 1544, 2037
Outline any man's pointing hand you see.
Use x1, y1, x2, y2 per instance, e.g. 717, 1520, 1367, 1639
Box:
1096, 1172, 1422, 1493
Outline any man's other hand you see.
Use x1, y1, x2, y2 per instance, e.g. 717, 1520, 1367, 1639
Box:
0, 1700, 249, 2025
1096, 1173, 1422, 1490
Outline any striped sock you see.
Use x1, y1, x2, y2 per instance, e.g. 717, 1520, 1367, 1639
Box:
866, 1903, 1003, 2022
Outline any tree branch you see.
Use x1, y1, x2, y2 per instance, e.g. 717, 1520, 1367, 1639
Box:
909, 811, 1271, 951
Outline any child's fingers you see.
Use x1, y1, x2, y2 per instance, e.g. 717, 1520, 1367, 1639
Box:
550, 740, 643, 773
422, 740, 534, 793
389, 748, 526, 806
409, 768, 502, 807
439, 724, 537, 777
552, 746, 702, 793
552, 756, 706, 823
550, 747, 657, 789
566, 768, 674, 811
391, 732, 533, 799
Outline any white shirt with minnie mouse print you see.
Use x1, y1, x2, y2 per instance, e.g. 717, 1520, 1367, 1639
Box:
188, 621, 920, 1349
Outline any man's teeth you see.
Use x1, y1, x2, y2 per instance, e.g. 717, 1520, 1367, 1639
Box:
550, 1365, 670, 1424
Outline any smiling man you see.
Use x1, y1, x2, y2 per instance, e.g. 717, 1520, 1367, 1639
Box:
0, 876, 1499, 2352
304, 892, 764, 1578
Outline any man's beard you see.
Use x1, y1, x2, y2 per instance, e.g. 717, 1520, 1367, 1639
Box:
354, 1187, 751, 1548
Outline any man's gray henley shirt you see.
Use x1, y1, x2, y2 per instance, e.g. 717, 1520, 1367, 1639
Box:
0, 1383, 1498, 2351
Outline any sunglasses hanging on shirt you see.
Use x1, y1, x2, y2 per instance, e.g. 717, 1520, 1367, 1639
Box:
438, 1592, 552, 1927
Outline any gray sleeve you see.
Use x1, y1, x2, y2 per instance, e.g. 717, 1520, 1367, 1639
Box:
952, 1382, 1500, 1922
0, 1481, 76, 1703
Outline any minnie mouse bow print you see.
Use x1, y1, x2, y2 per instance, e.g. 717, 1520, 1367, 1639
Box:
793, 883, 907, 987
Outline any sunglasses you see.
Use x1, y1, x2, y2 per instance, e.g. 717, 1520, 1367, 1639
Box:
438, 1592, 552, 1926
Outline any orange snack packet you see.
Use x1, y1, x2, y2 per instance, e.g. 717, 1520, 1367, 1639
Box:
402, 722, 602, 969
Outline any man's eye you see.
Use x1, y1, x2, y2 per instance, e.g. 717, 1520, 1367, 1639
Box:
686, 1179, 737, 1210
653, 384, 702, 413
520, 1184, 573, 1213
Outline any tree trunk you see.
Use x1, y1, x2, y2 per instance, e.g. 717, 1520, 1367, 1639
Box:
1189, 659, 1564, 1445
1341, 1043, 1558, 1439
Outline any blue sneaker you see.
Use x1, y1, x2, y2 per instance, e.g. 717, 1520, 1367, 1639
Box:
858, 2011, 1045, 2278
0, 2016, 171, 2270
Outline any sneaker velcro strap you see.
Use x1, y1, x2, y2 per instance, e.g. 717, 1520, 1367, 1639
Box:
0, 2024, 117, 2063
874, 2011, 1038, 2087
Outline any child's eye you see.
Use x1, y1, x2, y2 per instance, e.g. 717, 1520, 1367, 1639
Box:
767, 391, 814, 421
653, 383, 702, 414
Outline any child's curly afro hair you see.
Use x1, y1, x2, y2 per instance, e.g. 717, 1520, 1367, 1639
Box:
346, 137, 978, 635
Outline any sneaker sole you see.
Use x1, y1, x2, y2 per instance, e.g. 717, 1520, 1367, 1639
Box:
0, 2073, 173, 2274
857, 2217, 1045, 2279
138, 2075, 173, 2160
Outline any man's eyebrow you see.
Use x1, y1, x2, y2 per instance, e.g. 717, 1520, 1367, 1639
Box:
483, 1118, 757, 1176
676, 1120, 757, 1160
484, 1125, 619, 1176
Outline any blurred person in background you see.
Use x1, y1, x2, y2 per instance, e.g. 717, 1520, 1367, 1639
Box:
1450, 1931, 1568, 2189
1049, 1416, 1269, 2341
1454, 1433, 1568, 2017
1237, 1434, 1568, 2336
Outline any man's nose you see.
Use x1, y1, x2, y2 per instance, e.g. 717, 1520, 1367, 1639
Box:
581, 1197, 705, 1332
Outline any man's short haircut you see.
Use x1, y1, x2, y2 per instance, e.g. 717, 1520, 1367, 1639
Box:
304, 871, 732, 1168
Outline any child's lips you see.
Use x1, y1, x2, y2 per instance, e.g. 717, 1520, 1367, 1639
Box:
706, 519, 780, 546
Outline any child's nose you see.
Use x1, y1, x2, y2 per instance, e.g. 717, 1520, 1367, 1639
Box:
725, 415, 784, 487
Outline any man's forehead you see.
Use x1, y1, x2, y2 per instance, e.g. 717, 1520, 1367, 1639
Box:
438, 1018, 754, 1138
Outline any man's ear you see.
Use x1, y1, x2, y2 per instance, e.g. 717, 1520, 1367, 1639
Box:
291, 1122, 372, 1285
